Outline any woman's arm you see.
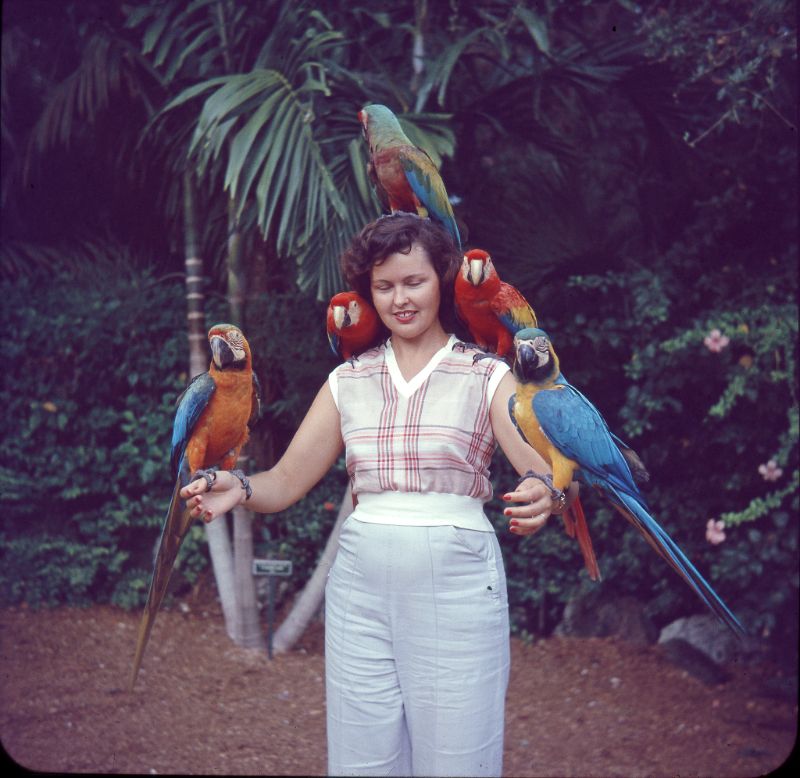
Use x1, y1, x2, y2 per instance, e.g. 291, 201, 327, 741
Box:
490, 371, 579, 536
181, 381, 344, 522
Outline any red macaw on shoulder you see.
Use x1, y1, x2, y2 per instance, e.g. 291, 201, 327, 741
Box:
129, 323, 261, 690
327, 291, 381, 362
454, 248, 537, 359
358, 103, 462, 249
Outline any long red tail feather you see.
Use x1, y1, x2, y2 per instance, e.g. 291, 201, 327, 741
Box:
567, 496, 601, 581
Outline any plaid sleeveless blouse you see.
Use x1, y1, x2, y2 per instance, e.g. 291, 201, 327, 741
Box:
329, 335, 509, 502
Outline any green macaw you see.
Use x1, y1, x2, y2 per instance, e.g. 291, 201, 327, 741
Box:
358, 103, 462, 249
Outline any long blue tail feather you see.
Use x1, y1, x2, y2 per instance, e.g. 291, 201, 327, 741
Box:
610, 487, 745, 637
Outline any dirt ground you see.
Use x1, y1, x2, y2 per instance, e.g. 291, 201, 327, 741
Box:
1, 596, 796, 777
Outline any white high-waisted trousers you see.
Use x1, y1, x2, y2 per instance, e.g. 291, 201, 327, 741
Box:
325, 493, 511, 777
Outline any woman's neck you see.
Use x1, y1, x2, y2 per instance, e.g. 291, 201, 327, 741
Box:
389, 323, 450, 381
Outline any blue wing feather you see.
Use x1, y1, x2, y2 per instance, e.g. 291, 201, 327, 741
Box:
507, 392, 529, 445
399, 153, 461, 248
533, 385, 640, 501
611, 486, 745, 635
328, 329, 341, 358
497, 310, 524, 335
555, 372, 635, 451
533, 380, 743, 636
170, 372, 215, 479
554, 371, 649, 484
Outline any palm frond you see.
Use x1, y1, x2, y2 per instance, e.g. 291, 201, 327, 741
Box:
165, 68, 346, 259
397, 113, 456, 169
293, 146, 377, 299
417, 26, 511, 109
127, 0, 271, 82
22, 31, 163, 181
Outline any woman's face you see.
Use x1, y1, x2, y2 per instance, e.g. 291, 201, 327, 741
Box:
369, 242, 442, 342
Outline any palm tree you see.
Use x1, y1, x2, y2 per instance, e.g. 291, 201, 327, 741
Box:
2, 0, 685, 651
134, 0, 464, 650
3, 0, 254, 641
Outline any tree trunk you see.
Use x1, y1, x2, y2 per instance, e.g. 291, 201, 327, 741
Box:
272, 483, 353, 654
412, 0, 428, 112
183, 170, 238, 640
225, 197, 264, 648
183, 171, 208, 381
231, 457, 265, 648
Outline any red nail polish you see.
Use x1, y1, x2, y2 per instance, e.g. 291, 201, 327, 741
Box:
502, 495, 511, 501
510, 519, 519, 527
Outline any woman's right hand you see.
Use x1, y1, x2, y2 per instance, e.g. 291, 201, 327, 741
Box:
180, 470, 246, 523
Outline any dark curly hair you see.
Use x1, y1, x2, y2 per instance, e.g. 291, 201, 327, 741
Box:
340, 213, 465, 337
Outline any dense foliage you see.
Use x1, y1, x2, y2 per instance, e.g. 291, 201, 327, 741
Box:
0, 271, 187, 607
0, 272, 344, 609
1, 0, 796, 648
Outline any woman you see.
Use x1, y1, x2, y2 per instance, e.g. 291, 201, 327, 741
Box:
181, 212, 578, 777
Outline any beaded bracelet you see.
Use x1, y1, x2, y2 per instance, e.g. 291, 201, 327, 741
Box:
517, 470, 567, 511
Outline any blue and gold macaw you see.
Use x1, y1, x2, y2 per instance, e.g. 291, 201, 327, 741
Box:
509, 327, 744, 636
358, 103, 461, 249
129, 324, 262, 690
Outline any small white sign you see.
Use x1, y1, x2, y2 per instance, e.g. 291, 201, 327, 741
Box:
252, 558, 293, 576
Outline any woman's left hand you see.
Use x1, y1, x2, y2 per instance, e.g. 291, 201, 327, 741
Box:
502, 477, 554, 536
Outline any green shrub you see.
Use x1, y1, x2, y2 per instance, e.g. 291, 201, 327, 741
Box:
0, 271, 192, 606
0, 271, 347, 611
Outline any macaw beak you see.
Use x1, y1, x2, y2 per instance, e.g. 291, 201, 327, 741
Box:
211, 335, 236, 369
515, 342, 538, 378
332, 305, 349, 330
468, 259, 485, 286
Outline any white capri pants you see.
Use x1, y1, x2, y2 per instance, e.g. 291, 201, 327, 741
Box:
325, 496, 511, 777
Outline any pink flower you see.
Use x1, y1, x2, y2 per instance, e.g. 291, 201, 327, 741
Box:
758, 460, 783, 482
706, 519, 726, 545
704, 329, 730, 352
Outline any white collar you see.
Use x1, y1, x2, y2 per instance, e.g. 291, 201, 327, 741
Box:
385, 334, 457, 398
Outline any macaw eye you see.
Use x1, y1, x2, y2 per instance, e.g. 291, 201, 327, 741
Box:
534, 337, 549, 352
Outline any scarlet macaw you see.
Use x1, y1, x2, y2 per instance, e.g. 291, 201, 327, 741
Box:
327, 291, 381, 361
358, 103, 461, 249
129, 324, 262, 690
454, 248, 537, 359
509, 327, 744, 635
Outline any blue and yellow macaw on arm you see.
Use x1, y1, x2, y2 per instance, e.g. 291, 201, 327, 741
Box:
129, 323, 262, 690
509, 327, 745, 636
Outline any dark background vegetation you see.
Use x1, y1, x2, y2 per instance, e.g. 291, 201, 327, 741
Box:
1, 0, 796, 650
